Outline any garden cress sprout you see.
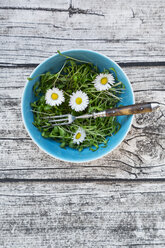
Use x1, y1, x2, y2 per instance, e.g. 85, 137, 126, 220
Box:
30, 51, 124, 151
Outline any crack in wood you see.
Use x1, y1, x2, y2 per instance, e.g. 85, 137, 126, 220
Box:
119, 149, 144, 164
1, 194, 165, 200
0, 5, 104, 17
68, 5, 104, 17
0, 6, 68, 13
0, 163, 165, 171
0, 138, 31, 141
0, 166, 117, 171
0, 34, 138, 43
110, 159, 138, 178
0, 178, 165, 183
140, 163, 165, 169
132, 124, 143, 130
130, 8, 135, 18
128, 244, 165, 247
1, 62, 165, 68
144, 131, 165, 136
119, 62, 165, 67
0, 86, 23, 89
126, 134, 146, 142
134, 89, 165, 93
156, 113, 164, 121
160, 109, 165, 118
123, 140, 130, 146
120, 168, 138, 178
110, 159, 154, 171
155, 140, 165, 151
0, 63, 38, 68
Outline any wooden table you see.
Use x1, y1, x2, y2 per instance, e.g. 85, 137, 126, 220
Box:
0, 0, 165, 247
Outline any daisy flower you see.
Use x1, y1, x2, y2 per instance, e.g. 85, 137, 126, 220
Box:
93, 73, 115, 91
69, 90, 89, 112
45, 87, 64, 106
73, 127, 86, 145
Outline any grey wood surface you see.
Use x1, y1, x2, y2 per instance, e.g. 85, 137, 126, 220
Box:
0, 0, 165, 247
1, 181, 165, 248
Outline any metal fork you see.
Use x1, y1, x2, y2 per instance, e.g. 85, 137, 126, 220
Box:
40, 102, 160, 128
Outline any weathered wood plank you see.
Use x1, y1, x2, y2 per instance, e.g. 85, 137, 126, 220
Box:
1, 65, 165, 90
0, 127, 164, 179
0, 112, 164, 180
0, 66, 164, 137
0, 66, 164, 179
0, 181, 165, 247
0, 0, 165, 64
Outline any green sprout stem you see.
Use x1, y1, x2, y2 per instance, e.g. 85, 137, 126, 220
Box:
30, 52, 124, 151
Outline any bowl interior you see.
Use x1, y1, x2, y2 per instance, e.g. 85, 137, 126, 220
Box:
22, 50, 134, 162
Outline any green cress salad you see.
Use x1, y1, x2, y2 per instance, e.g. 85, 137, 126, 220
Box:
29, 51, 125, 152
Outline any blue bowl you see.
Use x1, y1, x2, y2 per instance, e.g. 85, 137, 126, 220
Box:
22, 50, 134, 163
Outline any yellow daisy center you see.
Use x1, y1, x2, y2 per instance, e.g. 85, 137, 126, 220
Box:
75, 97, 82, 105
76, 132, 81, 139
100, 77, 108, 85
51, 93, 58, 100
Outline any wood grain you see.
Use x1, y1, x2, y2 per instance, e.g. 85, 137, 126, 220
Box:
0, 181, 165, 248
0, 66, 164, 179
0, 0, 165, 65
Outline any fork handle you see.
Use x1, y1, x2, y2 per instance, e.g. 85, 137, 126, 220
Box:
105, 102, 160, 117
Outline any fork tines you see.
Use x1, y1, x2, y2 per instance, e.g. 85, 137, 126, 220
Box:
48, 118, 68, 123
41, 114, 68, 119
41, 114, 69, 128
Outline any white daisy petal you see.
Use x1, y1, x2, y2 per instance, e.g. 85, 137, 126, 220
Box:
45, 87, 65, 106
73, 127, 86, 145
93, 73, 115, 91
69, 90, 89, 112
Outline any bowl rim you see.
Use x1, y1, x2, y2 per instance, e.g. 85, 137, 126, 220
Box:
21, 49, 135, 163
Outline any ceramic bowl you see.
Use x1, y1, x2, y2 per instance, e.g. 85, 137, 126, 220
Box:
22, 50, 134, 162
